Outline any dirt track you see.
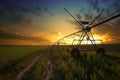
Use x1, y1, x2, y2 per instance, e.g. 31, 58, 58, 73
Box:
16, 55, 41, 80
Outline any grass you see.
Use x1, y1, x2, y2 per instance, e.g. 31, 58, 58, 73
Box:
0, 45, 47, 67
0, 44, 120, 80
22, 48, 50, 80
51, 45, 120, 80
0, 45, 49, 80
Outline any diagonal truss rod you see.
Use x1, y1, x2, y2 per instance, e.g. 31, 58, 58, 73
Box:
76, 31, 98, 49
54, 30, 82, 45
54, 8, 120, 50
64, 8, 84, 29
89, 12, 102, 26
89, 13, 120, 29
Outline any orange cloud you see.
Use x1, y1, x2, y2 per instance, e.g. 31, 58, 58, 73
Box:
0, 30, 52, 45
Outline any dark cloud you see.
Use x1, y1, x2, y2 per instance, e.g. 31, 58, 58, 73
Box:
87, 0, 120, 13
87, 0, 99, 9
0, 27, 7, 32
0, 0, 12, 10
66, 0, 120, 43
44, 7, 55, 16
0, 30, 51, 43
0, 0, 56, 29
0, 0, 54, 26
68, 8, 103, 27
85, 13, 93, 21
0, 0, 42, 25
76, 14, 82, 20
68, 0, 120, 26
67, 20, 77, 25
92, 22, 120, 43
0, 13, 23, 25
33, 6, 43, 16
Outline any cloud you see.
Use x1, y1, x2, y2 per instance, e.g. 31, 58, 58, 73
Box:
0, 30, 52, 45
44, 7, 55, 16
66, 0, 120, 44
0, 27, 7, 32
92, 21, 120, 43
0, 1, 55, 26
87, 0, 99, 9
67, 9, 102, 27
32, 6, 43, 16
67, 0, 120, 26
0, 0, 56, 28
0, 1, 42, 25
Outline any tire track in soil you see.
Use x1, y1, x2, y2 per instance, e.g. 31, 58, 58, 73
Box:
41, 55, 54, 80
16, 49, 58, 80
16, 55, 41, 80
42, 54, 59, 80
44, 59, 53, 80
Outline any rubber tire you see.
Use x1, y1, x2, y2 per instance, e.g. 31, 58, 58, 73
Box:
97, 47, 105, 55
71, 48, 80, 59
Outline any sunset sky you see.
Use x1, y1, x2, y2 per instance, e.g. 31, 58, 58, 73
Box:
0, 0, 120, 45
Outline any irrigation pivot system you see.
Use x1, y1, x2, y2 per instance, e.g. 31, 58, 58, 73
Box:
54, 8, 120, 57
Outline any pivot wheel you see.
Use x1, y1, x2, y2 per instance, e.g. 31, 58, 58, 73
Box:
71, 48, 80, 59
97, 47, 105, 55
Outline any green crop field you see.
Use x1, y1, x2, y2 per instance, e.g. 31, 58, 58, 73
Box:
0, 45, 48, 67
51, 45, 120, 80
0, 45, 50, 80
0, 44, 120, 80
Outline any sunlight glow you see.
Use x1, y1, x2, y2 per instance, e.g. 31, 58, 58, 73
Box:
56, 34, 108, 45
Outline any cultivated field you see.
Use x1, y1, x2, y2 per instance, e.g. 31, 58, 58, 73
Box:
0, 44, 120, 80
0, 45, 50, 80
51, 44, 120, 80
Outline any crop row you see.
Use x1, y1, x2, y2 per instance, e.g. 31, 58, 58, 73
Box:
52, 47, 120, 80
0, 46, 49, 80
